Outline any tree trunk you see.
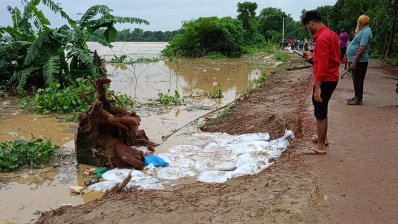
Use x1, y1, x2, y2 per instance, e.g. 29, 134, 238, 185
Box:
384, 8, 398, 58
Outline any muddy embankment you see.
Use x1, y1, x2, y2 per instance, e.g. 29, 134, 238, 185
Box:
38, 55, 330, 224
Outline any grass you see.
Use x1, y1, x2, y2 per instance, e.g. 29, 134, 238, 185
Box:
157, 90, 182, 106
218, 103, 236, 117
274, 52, 290, 62
387, 57, 398, 66
254, 73, 267, 86
205, 52, 226, 60
210, 85, 224, 99
0, 138, 60, 171
242, 41, 277, 55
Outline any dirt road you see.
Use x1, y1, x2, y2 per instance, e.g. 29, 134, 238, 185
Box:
38, 58, 398, 224
305, 60, 398, 224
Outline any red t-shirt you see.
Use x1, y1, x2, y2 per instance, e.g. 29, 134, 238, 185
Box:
313, 25, 340, 85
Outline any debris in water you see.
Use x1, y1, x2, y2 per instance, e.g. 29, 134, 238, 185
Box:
75, 77, 158, 170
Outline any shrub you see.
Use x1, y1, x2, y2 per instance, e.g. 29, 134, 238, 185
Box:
24, 78, 134, 114
163, 17, 245, 58
0, 138, 60, 171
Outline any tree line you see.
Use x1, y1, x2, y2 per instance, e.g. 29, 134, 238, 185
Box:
312, 0, 398, 60
163, 2, 309, 58
92, 28, 180, 42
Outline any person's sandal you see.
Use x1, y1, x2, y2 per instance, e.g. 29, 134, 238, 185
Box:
347, 98, 362, 105
311, 136, 329, 146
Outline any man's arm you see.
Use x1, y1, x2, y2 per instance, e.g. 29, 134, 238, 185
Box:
350, 46, 366, 68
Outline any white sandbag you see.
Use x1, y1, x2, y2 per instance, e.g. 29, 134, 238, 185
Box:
236, 133, 270, 142
170, 158, 195, 168
197, 171, 233, 183
156, 167, 196, 180
214, 161, 237, 171
168, 145, 203, 155
102, 168, 134, 181
138, 183, 165, 190
230, 141, 271, 154
87, 180, 117, 191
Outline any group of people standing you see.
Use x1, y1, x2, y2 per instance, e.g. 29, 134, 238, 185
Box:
288, 38, 312, 51
301, 10, 372, 155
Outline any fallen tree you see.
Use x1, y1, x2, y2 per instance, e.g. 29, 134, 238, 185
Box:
75, 77, 157, 169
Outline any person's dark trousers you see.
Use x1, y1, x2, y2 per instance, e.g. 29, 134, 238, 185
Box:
352, 61, 368, 100
340, 47, 347, 60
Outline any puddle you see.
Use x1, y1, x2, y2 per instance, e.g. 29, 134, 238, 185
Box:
0, 42, 271, 223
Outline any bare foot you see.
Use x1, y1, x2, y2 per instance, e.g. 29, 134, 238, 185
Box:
302, 148, 327, 155
311, 135, 329, 146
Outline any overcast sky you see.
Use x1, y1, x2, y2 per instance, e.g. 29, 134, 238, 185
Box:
0, 0, 336, 31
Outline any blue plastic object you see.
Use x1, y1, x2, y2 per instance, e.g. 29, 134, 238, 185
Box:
144, 155, 169, 167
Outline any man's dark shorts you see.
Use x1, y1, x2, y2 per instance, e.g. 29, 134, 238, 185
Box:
312, 81, 338, 120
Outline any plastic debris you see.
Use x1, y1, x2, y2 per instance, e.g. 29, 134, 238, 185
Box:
144, 155, 169, 167
93, 167, 107, 178
69, 186, 85, 194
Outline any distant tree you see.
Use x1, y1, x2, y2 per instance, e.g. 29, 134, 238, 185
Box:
237, 2, 261, 44
163, 17, 244, 58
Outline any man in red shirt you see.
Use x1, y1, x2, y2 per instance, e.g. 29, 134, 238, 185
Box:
302, 10, 340, 154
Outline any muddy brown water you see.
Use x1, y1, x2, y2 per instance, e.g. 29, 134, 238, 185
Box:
0, 42, 267, 223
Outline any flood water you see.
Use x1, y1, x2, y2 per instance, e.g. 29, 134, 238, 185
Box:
0, 42, 266, 223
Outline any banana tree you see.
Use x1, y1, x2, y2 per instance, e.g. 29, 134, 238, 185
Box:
1, 1, 149, 92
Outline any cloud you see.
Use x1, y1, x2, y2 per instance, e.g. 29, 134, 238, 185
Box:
0, 0, 336, 31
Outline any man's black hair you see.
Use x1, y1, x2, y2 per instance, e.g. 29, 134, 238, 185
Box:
301, 10, 322, 25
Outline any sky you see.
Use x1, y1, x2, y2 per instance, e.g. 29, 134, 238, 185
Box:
0, 0, 336, 31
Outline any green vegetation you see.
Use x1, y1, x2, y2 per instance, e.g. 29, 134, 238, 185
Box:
254, 73, 267, 86
387, 57, 398, 66
110, 55, 128, 63
109, 55, 160, 64
163, 2, 308, 59
157, 90, 182, 106
218, 103, 236, 117
0, 138, 60, 171
274, 52, 290, 62
22, 78, 134, 114
310, 0, 398, 61
92, 28, 180, 42
0, 1, 149, 93
205, 52, 226, 60
163, 16, 244, 58
210, 86, 224, 99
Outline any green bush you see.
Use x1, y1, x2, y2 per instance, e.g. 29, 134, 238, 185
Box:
387, 57, 398, 66
0, 138, 60, 171
163, 17, 245, 58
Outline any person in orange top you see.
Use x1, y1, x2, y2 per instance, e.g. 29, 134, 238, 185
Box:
302, 10, 340, 154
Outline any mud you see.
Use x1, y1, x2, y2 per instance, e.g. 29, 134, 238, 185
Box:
0, 42, 274, 223
38, 55, 398, 224
38, 55, 328, 224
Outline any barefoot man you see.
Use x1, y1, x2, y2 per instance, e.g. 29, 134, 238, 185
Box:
302, 10, 340, 154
